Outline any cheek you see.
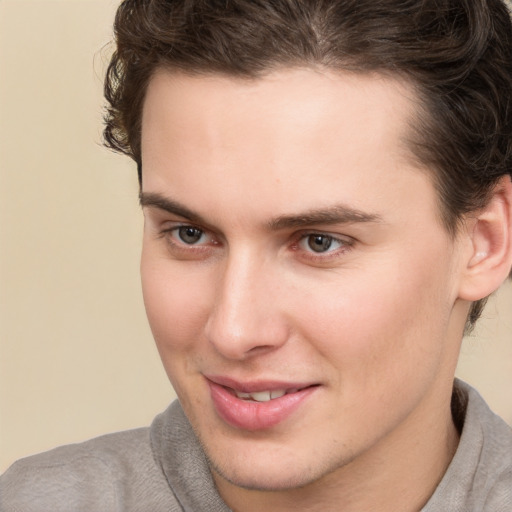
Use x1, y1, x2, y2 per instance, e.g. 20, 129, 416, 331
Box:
292, 256, 454, 388
140, 252, 217, 404
140, 250, 212, 353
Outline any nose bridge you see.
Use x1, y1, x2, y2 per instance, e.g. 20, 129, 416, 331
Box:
205, 246, 287, 359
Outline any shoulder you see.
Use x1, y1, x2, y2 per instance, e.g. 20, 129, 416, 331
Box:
0, 423, 180, 512
464, 383, 512, 511
423, 380, 512, 511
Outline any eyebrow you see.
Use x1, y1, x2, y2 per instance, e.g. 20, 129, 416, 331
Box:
140, 192, 207, 224
268, 206, 382, 230
140, 191, 382, 230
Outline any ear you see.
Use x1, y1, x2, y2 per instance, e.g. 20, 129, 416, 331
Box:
457, 175, 512, 301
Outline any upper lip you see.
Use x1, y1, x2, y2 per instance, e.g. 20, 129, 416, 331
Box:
205, 374, 318, 393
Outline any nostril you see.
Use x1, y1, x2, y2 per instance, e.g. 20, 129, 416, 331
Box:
246, 344, 278, 355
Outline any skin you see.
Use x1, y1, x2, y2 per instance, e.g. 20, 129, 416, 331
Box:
139, 68, 476, 512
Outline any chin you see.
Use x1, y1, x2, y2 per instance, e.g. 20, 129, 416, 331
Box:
211, 460, 320, 492
202, 436, 351, 493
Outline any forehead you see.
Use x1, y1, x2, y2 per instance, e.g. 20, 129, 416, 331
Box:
141, 68, 418, 165
140, 67, 437, 229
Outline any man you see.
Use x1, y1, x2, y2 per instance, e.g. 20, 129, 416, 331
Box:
1, 0, 511, 511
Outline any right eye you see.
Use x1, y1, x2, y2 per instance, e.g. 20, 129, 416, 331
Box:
174, 226, 207, 245
160, 224, 220, 258
157, 224, 219, 260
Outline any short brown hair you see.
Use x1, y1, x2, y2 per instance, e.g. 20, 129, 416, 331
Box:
104, 0, 512, 327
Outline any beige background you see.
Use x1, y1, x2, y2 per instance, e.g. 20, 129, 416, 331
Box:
0, 0, 511, 473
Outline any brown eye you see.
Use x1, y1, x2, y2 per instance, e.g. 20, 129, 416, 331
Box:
177, 226, 205, 244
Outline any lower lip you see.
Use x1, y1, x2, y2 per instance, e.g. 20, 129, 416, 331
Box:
207, 381, 318, 431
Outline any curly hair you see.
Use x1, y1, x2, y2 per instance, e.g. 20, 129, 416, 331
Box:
104, 0, 512, 328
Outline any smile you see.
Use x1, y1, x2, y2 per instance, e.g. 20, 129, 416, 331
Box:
206, 376, 320, 430
232, 388, 301, 402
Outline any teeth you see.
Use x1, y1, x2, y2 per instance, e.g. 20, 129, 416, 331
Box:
250, 391, 272, 402
234, 389, 288, 402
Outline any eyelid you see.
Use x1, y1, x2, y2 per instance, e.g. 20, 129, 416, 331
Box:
296, 229, 354, 245
144, 206, 223, 238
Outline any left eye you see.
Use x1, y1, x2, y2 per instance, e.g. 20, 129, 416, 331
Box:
175, 226, 207, 245
299, 234, 344, 253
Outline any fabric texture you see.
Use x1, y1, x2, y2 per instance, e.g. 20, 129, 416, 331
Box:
1, 380, 511, 511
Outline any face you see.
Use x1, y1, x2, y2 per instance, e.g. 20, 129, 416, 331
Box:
140, 68, 468, 492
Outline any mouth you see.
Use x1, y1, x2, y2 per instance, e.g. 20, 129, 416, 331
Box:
205, 376, 320, 430
229, 386, 312, 402
206, 375, 317, 399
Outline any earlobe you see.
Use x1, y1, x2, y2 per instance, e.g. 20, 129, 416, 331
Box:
458, 175, 512, 301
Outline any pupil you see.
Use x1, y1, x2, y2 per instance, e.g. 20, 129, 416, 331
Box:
308, 235, 332, 252
179, 227, 202, 244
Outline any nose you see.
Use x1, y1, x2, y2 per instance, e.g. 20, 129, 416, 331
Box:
204, 250, 289, 360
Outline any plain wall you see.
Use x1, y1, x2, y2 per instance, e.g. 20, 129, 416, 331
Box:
1, 0, 511, 473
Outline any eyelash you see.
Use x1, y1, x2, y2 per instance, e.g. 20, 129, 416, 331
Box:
159, 224, 354, 263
